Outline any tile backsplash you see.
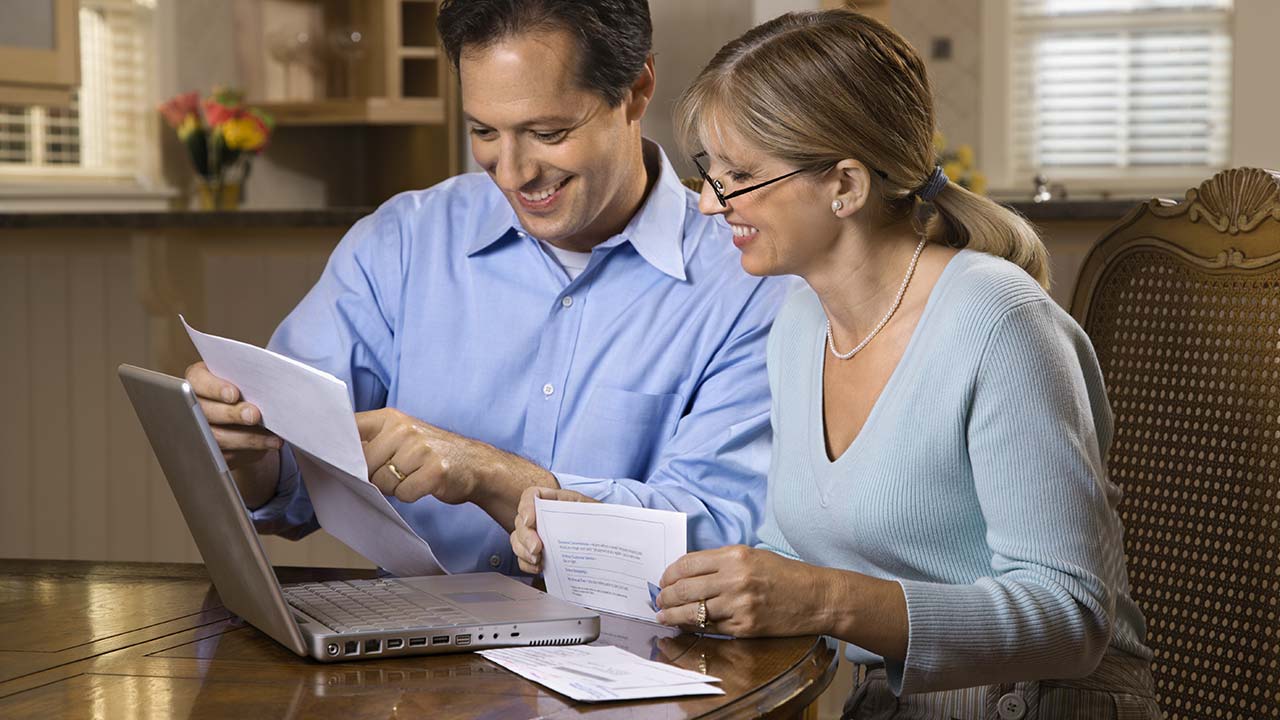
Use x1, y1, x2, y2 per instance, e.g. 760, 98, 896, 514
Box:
891, 0, 983, 156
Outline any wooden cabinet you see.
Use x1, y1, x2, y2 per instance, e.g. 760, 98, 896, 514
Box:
233, 0, 461, 185
0, 0, 80, 107
235, 0, 451, 123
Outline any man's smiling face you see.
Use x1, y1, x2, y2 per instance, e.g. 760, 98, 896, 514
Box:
461, 29, 645, 250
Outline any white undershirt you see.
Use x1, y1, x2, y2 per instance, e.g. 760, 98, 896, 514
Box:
540, 240, 593, 281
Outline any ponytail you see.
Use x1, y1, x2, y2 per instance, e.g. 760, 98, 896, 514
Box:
926, 181, 1050, 290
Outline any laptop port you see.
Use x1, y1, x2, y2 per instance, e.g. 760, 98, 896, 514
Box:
344, 640, 359, 655
455, 634, 472, 646
364, 639, 381, 654
408, 637, 427, 647
431, 635, 449, 645
387, 638, 404, 650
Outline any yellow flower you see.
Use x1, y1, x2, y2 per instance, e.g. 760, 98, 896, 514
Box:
969, 171, 988, 195
177, 114, 200, 141
955, 144, 975, 168
221, 116, 268, 152
942, 161, 965, 182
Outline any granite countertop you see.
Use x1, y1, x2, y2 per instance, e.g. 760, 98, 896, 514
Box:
1003, 199, 1146, 222
0, 199, 1147, 230
0, 208, 374, 229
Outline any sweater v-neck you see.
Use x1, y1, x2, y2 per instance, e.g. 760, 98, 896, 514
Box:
806, 250, 966, 503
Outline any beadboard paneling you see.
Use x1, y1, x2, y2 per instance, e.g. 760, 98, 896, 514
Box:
1, 253, 34, 559
105, 248, 155, 562
2, 229, 369, 570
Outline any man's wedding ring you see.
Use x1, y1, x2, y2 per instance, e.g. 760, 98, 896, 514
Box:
696, 600, 708, 630
386, 463, 407, 483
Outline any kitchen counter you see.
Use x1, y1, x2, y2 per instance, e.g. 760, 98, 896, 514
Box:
1003, 199, 1143, 222
0, 208, 373, 230
1, 199, 1149, 230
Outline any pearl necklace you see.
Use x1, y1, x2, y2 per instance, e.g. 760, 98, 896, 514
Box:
825, 236, 928, 360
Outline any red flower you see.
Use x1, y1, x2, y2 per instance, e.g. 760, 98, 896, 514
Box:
202, 98, 237, 127
158, 91, 200, 130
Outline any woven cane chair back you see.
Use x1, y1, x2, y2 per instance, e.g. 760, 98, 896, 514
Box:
1070, 168, 1280, 720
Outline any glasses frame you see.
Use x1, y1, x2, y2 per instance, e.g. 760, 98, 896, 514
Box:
692, 152, 806, 207
692, 152, 892, 208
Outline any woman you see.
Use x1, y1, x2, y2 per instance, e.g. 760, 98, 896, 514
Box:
511, 10, 1159, 718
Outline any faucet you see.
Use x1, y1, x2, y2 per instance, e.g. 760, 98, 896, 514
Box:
1032, 175, 1052, 203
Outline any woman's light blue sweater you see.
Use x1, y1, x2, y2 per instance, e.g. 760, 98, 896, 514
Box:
757, 250, 1152, 696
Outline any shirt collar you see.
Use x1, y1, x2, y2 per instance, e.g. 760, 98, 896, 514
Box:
467, 139, 690, 281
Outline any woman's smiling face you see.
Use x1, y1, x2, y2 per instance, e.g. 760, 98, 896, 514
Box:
695, 128, 839, 278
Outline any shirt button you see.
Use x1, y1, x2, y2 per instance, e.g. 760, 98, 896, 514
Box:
996, 692, 1026, 720
561, 296, 573, 308
489, 554, 502, 568
542, 383, 554, 396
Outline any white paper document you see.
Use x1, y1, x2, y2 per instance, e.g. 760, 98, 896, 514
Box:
534, 497, 686, 622
182, 317, 445, 576
478, 644, 723, 702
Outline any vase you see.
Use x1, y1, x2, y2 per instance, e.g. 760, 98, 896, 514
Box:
195, 178, 242, 210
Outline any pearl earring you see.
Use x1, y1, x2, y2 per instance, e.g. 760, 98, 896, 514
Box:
831, 199, 844, 213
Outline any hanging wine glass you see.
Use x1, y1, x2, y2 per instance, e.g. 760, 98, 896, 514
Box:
267, 28, 315, 100
328, 26, 367, 99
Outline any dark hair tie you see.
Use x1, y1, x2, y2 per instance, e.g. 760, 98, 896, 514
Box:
916, 165, 948, 202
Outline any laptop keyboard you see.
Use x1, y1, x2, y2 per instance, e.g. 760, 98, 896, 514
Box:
282, 578, 476, 633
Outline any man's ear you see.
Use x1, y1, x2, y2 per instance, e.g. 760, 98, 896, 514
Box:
829, 159, 873, 218
624, 56, 657, 123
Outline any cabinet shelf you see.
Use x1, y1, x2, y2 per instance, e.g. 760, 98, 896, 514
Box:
398, 47, 439, 60
236, 0, 454, 128
256, 97, 444, 126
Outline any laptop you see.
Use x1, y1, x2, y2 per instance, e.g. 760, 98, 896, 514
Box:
117, 363, 600, 662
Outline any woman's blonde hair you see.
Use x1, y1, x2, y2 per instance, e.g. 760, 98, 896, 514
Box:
674, 10, 1049, 289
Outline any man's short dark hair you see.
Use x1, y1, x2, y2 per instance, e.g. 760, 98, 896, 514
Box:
438, 0, 652, 107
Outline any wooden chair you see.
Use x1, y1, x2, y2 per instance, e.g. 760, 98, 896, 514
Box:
1070, 168, 1280, 720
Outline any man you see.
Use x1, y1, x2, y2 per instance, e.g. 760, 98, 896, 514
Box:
186, 0, 787, 574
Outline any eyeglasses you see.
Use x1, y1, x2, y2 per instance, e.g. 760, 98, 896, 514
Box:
692, 152, 805, 207
692, 151, 891, 208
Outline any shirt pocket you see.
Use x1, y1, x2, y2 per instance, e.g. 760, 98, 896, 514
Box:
567, 386, 682, 479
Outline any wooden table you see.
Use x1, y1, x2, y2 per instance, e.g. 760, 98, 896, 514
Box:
0, 560, 837, 719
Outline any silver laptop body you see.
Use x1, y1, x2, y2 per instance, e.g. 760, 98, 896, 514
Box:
118, 364, 600, 662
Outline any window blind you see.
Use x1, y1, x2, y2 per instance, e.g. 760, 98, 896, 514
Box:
0, 0, 151, 176
1012, 0, 1232, 175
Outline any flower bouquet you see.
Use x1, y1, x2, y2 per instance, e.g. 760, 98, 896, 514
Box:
159, 87, 275, 210
934, 133, 987, 195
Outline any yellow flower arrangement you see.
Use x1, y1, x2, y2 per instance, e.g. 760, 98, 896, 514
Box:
158, 87, 275, 209
934, 132, 987, 196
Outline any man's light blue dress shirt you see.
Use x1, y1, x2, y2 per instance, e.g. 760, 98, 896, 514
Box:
251, 144, 789, 574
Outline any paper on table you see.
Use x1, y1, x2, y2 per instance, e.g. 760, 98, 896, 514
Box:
534, 497, 686, 622
182, 317, 445, 576
478, 644, 723, 702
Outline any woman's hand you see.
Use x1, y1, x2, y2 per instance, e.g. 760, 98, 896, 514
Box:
509, 486, 599, 574
655, 545, 837, 638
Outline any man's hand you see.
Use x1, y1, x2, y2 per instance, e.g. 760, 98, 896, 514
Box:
355, 407, 558, 531
184, 361, 281, 508
509, 486, 599, 574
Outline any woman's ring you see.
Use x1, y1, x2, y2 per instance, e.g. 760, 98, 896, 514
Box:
696, 600, 708, 630
386, 463, 407, 483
